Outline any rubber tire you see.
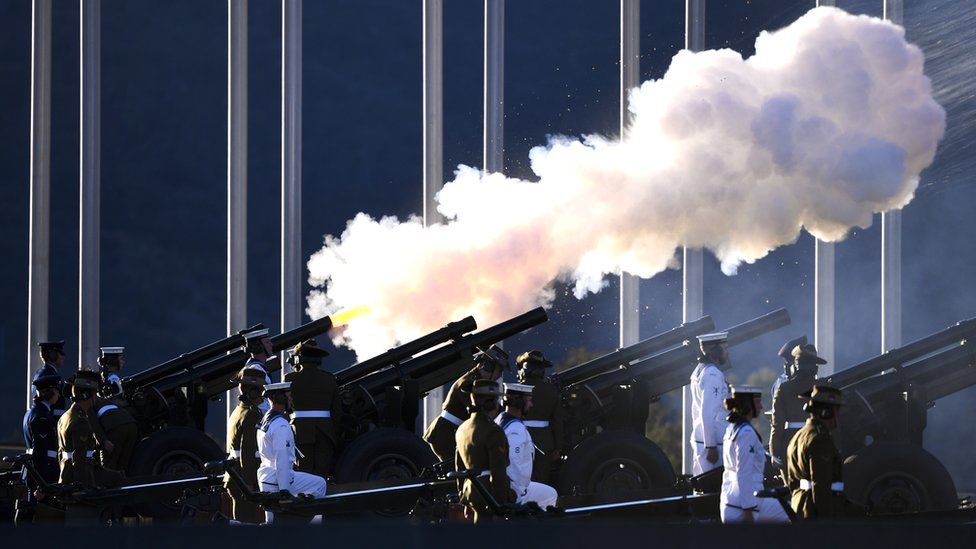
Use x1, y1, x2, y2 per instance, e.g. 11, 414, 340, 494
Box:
843, 441, 958, 514
333, 428, 437, 516
127, 427, 224, 520
558, 429, 677, 497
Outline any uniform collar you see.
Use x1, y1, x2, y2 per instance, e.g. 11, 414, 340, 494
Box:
40, 401, 52, 411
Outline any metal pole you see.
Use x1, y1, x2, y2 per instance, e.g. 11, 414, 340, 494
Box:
483, 0, 504, 174
881, 0, 902, 353
227, 0, 248, 423
27, 0, 51, 408
79, 0, 101, 369
619, 0, 640, 349
681, 0, 705, 477
814, 1, 836, 373
281, 0, 302, 370
421, 0, 445, 429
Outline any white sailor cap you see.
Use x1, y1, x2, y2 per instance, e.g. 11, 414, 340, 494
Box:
243, 328, 270, 341
100, 346, 125, 355
696, 332, 728, 344
730, 385, 763, 397
262, 381, 291, 394
502, 383, 534, 396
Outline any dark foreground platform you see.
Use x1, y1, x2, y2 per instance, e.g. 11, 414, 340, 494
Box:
2, 520, 974, 548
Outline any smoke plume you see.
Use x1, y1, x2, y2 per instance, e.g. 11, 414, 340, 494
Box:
307, 7, 945, 358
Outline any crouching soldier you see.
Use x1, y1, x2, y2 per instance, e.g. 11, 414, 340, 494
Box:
496, 383, 558, 510
454, 379, 514, 523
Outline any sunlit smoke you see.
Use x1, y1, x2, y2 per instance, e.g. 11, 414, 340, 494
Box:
307, 7, 945, 358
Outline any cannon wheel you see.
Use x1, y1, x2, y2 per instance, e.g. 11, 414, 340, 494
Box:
843, 442, 958, 514
127, 427, 224, 520
333, 428, 437, 516
558, 430, 676, 496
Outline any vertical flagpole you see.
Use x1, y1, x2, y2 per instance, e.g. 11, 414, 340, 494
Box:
421, 0, 446, 428
227, 0, 248, 423
79, 0, 101, 370
27, 0, 52, 407
814, 0, 836, 374
619, 0, 640, 349
483, 0, 504, 175
881, 0, 902, 353
681, 0, 705, 477
281, 0, 303, 373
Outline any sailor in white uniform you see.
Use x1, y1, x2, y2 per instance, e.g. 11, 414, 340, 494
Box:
495, 383, 558, 510
98, 347, 125, 397
242, 329, 274, 412
720, 385, 789, 524
690, 332, 730, 476
256, 381, 327, 523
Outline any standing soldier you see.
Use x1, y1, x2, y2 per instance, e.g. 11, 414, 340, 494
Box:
719, 385, 789, 523
454, 379, 514, 523
225, 369, 266, 523
515, 350, 563, 483
770, 343, 826, 470
57, 370, 123, 488
284, 339, 337, 478
424, 345, 509, 463
256, 382, 327, 523
241, 328, 275, 412
771, 336, 807, 401
97, 347, 125, 398
496, 383, 558, 510
785, 385, 846, 520
35, 341, 68, 419
690, 332, 730, 475
16, 373, 63, 524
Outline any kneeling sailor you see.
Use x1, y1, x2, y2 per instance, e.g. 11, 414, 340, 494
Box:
496, 383, 558, 510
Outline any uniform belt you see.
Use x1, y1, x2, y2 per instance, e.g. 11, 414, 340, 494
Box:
61, 450, 94, 460
784, 421, 805, 429
440, 410, 463, 426
798, 479, 844, 492
693, 441, 723, 446
229, 450, 242, 458
523, 420, 550, 428
97, 404, 119, 418
25, 449, 58, 459
292, 410, 331, 418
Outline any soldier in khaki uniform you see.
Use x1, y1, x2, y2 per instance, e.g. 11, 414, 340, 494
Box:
785, 385, 846, 520
225, 369, 266, 523
57, 370, 123, 488
516, 350, 563, 483
424, 345, 509, 463
284, 339, 337, 478
91, 396, 139, 472
770, 343, 826, 470
454, 379, 514, 523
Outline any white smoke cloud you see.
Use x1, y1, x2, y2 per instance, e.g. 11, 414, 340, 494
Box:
307, 7, 945, 358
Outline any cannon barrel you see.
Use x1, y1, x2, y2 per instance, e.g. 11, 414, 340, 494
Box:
349, 307, 549, 397
577, 308, 791, 396
334, 316, 478, 387
149, 315, 334, 396
825, 317, 976, 389
123, 323, 265, 390
553, 316, 715, 386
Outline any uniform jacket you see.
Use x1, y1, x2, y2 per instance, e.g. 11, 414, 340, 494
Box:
454, 411, 515, 510
521, 379, 563, 456
34, 363, 67, 418
770, 370, 817, 463
256, 410, 296, 492
23, 401, 59, 483
423, 367, 480, 442
690, 362, 729, 447
496, 412, 533, 497
284, 366, 338, 444
786, 418, 846, 520
92, 398, 137, 432
720, 415, 765, 511
226, 401, 262, 488
57, 403, 98, 485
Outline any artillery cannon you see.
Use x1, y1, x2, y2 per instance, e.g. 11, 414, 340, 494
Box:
553, 309, 792, 496
817, 317, 976, 514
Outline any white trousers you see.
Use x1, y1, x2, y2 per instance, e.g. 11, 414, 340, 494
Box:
692, 442, 723, 476
721, 499, 790, 524
515, 481, 558, 510
260, 472, 327, 523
